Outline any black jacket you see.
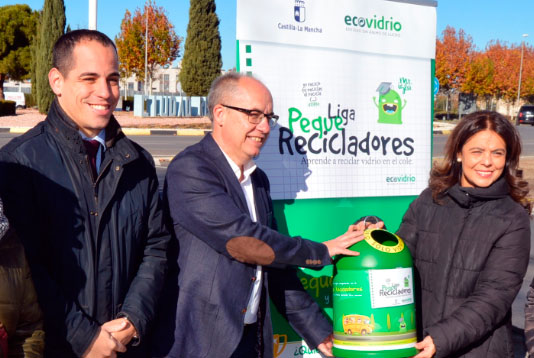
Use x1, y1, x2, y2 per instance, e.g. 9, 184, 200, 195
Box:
0, 197, 44, 358
0, 100, 170, 357
397, 179, 530, 358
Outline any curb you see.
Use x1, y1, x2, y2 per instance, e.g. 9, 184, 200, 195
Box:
4, 126, 449, 136
153, 156, 174, 166
0, 127, 210, 136
122, 128, 210, 136
433, 129, 452, 135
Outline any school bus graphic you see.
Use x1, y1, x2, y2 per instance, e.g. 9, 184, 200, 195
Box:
342, 314, 375, 335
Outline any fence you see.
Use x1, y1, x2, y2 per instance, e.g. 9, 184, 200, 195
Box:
4, 86, 31, 94
133, 94, 207, 117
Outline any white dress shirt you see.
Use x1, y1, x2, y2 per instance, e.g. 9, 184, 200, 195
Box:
220, 149, 263, 324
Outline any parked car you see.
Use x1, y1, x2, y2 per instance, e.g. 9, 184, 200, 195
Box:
3, 92, 26, 109
517, 105, 534, 125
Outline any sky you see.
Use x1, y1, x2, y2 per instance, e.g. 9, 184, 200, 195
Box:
3, 0, 534, 69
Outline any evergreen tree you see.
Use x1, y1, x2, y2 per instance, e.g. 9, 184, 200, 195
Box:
30, 10, 41, 107
180, 0, 222, 96
0, 5, 38, 99
35, 0, 65, 114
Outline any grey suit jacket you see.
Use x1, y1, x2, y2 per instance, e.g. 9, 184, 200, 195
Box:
152, 134, 332, 358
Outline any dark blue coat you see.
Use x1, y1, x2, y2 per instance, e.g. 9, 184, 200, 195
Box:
0, 100, 170, 357
152, 134, 332, 358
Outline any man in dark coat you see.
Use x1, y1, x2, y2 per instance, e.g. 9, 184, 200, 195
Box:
0, 30, 169, 357
152, 73, 365, 358
0, 198, 44, 358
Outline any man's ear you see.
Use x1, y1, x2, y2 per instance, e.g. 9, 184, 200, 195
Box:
212, 104, 225, 127
48, 68, 64, 96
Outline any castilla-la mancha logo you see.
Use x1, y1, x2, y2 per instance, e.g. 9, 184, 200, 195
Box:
294, 0, 306, 22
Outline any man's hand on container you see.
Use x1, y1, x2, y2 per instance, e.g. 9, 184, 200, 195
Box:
323, 224, 368, 257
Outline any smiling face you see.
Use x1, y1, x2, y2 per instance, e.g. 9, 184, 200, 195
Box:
381, 89, 401, 115
48, 40, 120, 137
212, 77, 272, 169
458, 129, 506, 188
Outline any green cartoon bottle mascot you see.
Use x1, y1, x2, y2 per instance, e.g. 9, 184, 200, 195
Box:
373, 82, 406, 124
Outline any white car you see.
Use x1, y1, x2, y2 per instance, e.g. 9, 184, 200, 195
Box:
4, 92, 26, 109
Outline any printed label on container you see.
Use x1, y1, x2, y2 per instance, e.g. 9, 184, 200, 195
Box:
369, 268, 414, 309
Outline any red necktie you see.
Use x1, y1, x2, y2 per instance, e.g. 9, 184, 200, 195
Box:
83, 139, 100, 180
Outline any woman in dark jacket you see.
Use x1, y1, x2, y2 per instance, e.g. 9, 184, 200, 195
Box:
374, 111, 530, 358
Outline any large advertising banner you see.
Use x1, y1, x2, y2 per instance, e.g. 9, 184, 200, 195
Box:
236, 0, 436, 357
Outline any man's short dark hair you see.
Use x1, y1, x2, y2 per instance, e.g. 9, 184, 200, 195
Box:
53, 29, 117, 76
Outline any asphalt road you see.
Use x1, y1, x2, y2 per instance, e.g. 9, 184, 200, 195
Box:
0, 132, 202, 188
128, 135, 201, 187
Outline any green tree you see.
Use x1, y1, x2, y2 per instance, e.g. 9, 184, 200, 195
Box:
0, 4, 38, 99
180, 0, 222, 96
35, 0, 65, 114
30, 10, 41, 106
115, 1, 181, 96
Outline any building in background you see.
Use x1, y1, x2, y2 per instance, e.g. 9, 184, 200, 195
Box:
121, 64, 183, 98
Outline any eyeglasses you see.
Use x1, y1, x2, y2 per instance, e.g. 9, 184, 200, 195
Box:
221, 104, 279, 127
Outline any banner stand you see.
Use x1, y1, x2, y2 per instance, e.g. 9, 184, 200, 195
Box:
237, 1, 437, 356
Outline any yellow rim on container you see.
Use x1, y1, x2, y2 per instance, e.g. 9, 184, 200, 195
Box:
363, 229, 404, 254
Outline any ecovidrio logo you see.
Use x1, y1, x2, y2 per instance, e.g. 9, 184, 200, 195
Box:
386, 174, 416, 183
344, 14, 402, 32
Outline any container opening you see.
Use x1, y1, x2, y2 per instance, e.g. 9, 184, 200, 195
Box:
369, 230, 398, 247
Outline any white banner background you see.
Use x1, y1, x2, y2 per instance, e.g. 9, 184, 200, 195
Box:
237, 0, 436, 201
236, 1, 436, 356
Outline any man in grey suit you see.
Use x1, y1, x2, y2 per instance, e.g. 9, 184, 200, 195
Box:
153, 73, 365, 358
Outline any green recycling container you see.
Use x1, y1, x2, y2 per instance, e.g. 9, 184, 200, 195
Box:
332, 228, 417, 358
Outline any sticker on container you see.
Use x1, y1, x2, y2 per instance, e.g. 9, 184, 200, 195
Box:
369, 268, 414, 309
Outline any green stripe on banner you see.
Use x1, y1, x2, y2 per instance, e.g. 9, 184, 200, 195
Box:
236, 39, 241, 72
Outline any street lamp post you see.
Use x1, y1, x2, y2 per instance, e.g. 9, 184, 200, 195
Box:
145, 8, 148, 96
88, 0, 97, 30
517, 33, 529, 106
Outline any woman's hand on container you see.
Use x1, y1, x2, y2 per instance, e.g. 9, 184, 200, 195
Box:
353, 220, 384, 231
413, 335, 436, 358
323, 225, 366, 257
317, 333, 333, 356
